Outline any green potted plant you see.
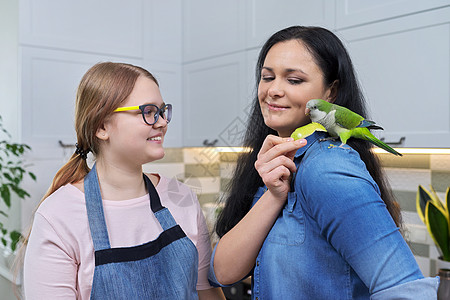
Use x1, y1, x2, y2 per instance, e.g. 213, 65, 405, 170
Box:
416, 185, 450, 266
0, 116, 36, 254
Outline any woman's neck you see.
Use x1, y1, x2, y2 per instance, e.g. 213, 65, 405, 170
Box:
95, 158, 147, 201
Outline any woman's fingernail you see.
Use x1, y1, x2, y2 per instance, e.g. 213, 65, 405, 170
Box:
284, 137, 294, 142
295, 139, 306, 146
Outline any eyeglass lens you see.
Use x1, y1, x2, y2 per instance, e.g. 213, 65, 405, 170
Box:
142, 104, 172, 125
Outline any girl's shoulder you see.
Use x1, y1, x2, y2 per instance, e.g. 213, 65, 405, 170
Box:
36, 184, 86, 219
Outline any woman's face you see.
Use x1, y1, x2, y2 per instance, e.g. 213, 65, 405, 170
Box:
99, 76, 168, 166
258, 40, 334, 137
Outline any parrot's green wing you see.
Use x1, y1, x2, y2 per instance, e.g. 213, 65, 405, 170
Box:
333, 104, 365, 130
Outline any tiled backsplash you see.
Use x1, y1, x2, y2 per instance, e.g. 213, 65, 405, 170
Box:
379, 152, 450, 277
148, 148, 450, 277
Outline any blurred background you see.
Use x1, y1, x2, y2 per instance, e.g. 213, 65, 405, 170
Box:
1, 1, 450, 299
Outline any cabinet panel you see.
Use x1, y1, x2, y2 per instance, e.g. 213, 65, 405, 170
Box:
245, 0, 335, 49
19, 0, 144, 57
143, 0, 182, 63
182, 0, 245, 62
144, 61, 183, 147
183, 53, 246, 146
21, 47, 143, 158
336, 0, 450, 29
340, 8, 450, 147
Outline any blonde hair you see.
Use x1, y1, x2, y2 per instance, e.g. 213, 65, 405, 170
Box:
14, 62, 158, 298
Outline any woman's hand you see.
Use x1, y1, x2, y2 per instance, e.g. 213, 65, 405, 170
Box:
254, 135, 306, 202
212, 135, 306, 285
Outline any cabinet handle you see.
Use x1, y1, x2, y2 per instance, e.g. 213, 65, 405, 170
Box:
203, 139, 218, 147
380, 136, 405, 146
58, 140, 75, 148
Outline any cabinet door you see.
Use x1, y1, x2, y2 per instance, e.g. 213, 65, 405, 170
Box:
336, 0, 450, 29
143, 0, 183, 63
21, 47, 143, 159
183, 53, 246, 147
182, 0, 245, 62
339, 7, 450, 147
245, 0, 336, 49
19, 0, 145, 58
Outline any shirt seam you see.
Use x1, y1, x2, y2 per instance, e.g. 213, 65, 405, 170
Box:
34, 211, 77, 263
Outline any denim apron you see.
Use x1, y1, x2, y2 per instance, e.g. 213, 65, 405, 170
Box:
84, 165, 199, 299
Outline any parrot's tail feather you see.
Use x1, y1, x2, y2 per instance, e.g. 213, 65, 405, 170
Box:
365, 133, 402, 156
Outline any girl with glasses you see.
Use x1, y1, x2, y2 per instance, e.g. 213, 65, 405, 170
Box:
21, 62, 225, 299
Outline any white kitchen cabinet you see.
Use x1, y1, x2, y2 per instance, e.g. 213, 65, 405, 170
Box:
183, 52, 247, 147
143, 0, 183, 64
182, 0, 246, 62
21, 47, 144, 159
336, 0, 450, 29
338, 7, 450, 148
19, 0, 145, 58
245, 0, 336, 49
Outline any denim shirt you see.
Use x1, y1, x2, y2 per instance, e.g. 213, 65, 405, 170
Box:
209, 132, 439, 299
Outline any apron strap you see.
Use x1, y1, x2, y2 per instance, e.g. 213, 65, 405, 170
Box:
143, 174, 178, 231
143, 174, 163, 213
85, 164, 111, 251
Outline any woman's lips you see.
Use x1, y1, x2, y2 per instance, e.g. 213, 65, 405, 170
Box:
267, 103, 288, 111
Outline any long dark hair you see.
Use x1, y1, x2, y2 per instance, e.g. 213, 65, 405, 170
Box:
215, 26, 401, 237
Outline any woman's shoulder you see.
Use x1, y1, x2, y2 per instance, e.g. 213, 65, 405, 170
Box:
36, 184, 86, 219
299, 139, 371, 183
303, 138, 360, 164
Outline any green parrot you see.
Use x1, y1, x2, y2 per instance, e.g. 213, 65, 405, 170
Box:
305, 99, 402, 156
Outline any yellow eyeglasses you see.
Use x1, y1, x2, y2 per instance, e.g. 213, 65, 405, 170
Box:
114, 104, 172, 125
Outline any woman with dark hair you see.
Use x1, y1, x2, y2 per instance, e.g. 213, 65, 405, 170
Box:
209, 26, 438, 299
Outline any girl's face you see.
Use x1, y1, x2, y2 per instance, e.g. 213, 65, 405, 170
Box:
98, 76, 168, 166
258, 40, 335, 137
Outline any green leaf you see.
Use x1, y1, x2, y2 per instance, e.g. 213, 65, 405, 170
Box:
29, 172, 36, 181
10, 230, 22, 252
0, 185, 11, 207
10, 185, 30, 199
417, 185, 434, 223
0, 210, 7, 217
1, 238, 6, 247
3, 172, 13, 182
426, 201, 450, 261
446, 187, 450, 236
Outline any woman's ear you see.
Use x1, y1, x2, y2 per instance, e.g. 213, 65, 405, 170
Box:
96, 125, 109, 141
326, 80, 339, 103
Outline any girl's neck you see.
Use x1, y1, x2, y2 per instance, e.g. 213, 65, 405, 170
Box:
95, 158, 147, 201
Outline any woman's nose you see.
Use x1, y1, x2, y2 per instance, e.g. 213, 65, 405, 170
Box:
268, 80, 285, 98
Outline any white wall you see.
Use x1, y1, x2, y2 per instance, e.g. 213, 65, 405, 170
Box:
0, 0, 20, 139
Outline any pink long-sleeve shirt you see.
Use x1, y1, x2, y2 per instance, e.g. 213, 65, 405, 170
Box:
24, 175, 213, 299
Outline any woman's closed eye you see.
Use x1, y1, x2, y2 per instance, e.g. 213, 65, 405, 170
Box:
261, 75, 275, 82
288, 78, 303, 85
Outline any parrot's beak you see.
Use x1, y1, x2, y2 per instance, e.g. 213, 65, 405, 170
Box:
305, 108, 310, 116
